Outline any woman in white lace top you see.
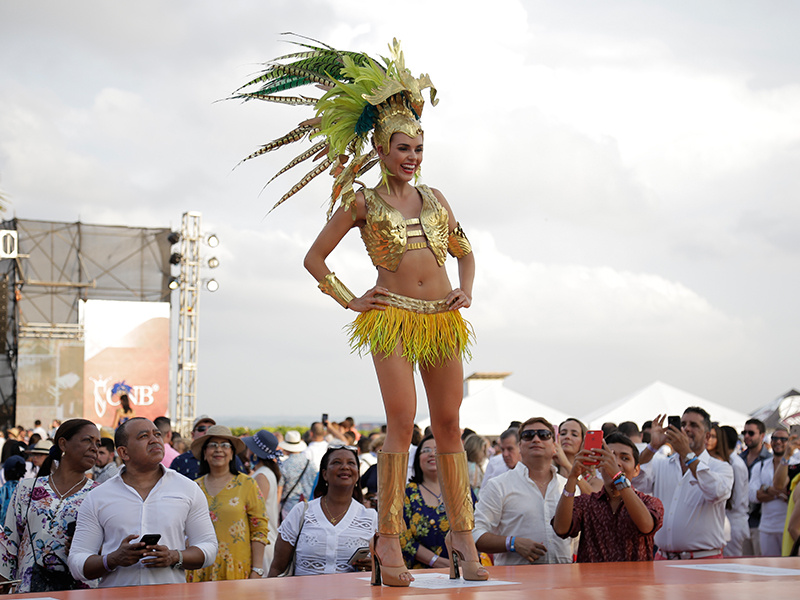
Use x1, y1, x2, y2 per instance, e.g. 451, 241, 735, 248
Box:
269, 446, 376, 576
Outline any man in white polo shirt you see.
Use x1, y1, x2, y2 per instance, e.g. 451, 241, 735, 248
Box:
69, 418, 217, 587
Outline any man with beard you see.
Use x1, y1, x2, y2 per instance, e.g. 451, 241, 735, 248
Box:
634, 407, 733, 560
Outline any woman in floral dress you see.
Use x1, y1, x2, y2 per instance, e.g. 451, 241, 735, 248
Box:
186, 426, 269, 581
0, 419, 100, 593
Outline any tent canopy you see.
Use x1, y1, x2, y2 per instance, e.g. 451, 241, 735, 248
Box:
583, 381, 751, 432
418, 373, 570, 437
749, 390, 800, 429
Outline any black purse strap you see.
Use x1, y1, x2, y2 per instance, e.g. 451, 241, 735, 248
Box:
281, 459, 310, 504
24, 479, 72, 572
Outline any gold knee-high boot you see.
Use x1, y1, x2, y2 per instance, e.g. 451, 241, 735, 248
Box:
436, 451, 489, 580
370, 451, 411, 587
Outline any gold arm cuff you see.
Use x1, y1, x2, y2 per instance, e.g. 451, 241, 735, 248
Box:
436, 451, 475, 532
447, 223, 472, 258
377, 451, 408, 535
318, 273, 356, 309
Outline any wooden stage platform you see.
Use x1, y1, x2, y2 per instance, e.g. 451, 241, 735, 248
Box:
11, 558, 800, 599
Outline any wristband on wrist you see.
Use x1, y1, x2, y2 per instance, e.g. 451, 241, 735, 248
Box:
428, 554, 438, 567
318, 273, 356, 308
647, 443, 658, 453
562, 488, 575, 498
685, 456, 699, 467
102, 554, 115, 572
509, 537, 517, 553
611, 470, 623, 482
505, 536, 512, 551
780, 457, 789, 466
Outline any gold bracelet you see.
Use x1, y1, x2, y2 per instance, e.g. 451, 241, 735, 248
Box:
318, 272, 355, 309
447, 223, 472, 258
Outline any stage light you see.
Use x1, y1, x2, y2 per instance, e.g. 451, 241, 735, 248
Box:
206, 234, 219, 248
167, 231, 181, 245
169, 252, 183, 265
207, 257, 220, 269
205, 279, 219, 292
168, 276, 181, 290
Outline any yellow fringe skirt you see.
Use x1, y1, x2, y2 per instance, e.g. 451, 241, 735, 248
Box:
347, 291, 474, 367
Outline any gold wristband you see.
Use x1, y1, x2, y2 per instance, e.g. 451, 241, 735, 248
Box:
318, 272, 355, 309
447, 223, 472, 258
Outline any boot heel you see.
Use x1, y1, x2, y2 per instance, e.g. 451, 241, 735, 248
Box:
370, 535, 381, 586
445, 531, 459, 579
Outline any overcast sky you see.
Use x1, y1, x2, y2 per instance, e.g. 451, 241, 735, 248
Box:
2, 0, 798, 427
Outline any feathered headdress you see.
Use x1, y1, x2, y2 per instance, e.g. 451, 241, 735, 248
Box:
231, 33, 438, 219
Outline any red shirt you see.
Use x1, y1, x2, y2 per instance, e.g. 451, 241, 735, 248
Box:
556, 487, 664, 562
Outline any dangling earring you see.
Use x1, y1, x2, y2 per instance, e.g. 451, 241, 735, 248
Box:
380, 162, 393, 190
413, 165, 422, 184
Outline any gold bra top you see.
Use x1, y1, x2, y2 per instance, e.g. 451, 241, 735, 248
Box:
360, 184, 450, 272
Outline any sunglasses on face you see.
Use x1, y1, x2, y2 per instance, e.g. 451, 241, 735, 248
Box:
195, 425, 209, 433
771, 437, 788, 443
206, 441, 232, 450
742, 430, 758, 436
520, 429, 553, 442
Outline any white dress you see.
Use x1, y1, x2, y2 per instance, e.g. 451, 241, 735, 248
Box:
252, 464, 279, 571
278, 498, 377, 575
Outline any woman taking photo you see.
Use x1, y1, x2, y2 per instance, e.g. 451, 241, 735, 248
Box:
186, 425, 269, 581
235, 36, 485, 587
555, 418, 601, 494
0, 419, 100, 593
268, 446, 376, 577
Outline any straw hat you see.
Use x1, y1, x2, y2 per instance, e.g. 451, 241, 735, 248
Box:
190, 425, 245, 459
278, 430, 307, 453
27, 439, 54, 455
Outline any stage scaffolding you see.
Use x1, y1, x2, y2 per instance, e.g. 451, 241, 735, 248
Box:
0, 218, 173, 428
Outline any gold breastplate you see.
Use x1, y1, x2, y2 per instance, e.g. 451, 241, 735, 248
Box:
360, 185, 450, 272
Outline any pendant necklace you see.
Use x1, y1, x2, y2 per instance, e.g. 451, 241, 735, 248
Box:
322, 496, 349, 524
419, 483, 442, 506
49, 474, 86, 509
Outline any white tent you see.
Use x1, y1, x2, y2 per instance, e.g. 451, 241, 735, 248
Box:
749, 389, 800, 429
418, 373, 570, 436
583, 381, 751, 432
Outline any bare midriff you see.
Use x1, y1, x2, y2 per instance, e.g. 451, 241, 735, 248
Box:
375, 249, 453, 300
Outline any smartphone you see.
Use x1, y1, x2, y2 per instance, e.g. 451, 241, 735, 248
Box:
583, 430, 603, 465
668, 415, 681, 429
322, 413, 329, 424
348, 547, 370, 565
140, 534, 161, 546
790, 424, 800, 438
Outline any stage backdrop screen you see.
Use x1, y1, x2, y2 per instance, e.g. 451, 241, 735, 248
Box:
82, 299, 170, 426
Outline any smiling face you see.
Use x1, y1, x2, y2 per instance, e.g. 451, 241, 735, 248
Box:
322, 449, 359, 491
378, 132, 423, 183
558, 420, 584, 456
60, 424, 101, 472
418, 438, 438, 480
203, 436, 233, 470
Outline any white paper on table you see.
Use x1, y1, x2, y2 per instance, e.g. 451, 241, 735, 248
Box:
358, 572, 519, 589
666, 563, 800, 577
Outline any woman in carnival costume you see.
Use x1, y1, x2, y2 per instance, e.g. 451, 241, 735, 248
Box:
232, 35, 486, 586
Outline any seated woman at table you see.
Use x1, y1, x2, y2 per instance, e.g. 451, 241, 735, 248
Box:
268, 446, 376, 577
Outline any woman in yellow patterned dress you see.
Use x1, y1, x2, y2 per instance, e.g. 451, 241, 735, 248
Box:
185, 426, 269, 581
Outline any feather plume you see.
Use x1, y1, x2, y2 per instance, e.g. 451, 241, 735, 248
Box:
238, 125, 316, 165
270, 158, 332, 213
266, 140, 328, 185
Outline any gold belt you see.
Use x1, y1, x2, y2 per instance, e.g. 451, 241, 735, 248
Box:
377, 291, 451, 314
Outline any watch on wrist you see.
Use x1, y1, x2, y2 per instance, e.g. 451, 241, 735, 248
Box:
684, 452, 696, 465
171, 550, 184, 570
251, 567, 265, 576
613, 475, 631, 490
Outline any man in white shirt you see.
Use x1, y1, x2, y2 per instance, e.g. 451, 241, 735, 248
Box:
634, 407, 734, 559
481, 427, 521, 489
721, 425, 750, 557
69, 418, 217, 587
748, 427, 791, 556
473, 417, 571, 565
304, 422, 329, 469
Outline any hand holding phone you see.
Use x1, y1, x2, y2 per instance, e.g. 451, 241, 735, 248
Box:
139, 534, 161, 546
582, 430, 603, 466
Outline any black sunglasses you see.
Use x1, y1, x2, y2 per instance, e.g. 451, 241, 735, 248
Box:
741, 430, 758, 436
520, 429, 553, 442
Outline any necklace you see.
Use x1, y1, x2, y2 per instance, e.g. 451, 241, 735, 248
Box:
49, 474, 86, 509
419, 483, 442, 506
322, 496, 349, 524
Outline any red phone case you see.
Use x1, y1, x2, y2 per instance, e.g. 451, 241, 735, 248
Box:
583, 431, 603, 465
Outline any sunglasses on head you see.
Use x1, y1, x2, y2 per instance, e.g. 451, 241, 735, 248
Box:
520, 429, 553, 442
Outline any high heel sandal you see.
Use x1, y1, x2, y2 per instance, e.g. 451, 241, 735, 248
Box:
437, 451, 489, 581
371, 451, 413, 587
370, 533, 411, 587
445, 531, 488, 581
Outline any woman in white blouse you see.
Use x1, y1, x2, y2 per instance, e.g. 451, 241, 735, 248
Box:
268, 446, 376, 576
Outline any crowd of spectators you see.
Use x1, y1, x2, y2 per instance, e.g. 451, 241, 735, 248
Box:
0, 408, 798, 593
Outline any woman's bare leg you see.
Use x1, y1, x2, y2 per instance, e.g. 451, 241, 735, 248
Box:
372, 350, 416, 582
421, 357, 485, 573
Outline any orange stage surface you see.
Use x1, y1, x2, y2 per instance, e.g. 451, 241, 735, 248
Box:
11, 558, 800, 600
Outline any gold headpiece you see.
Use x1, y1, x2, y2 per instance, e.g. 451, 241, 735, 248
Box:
231, 34, 437, 219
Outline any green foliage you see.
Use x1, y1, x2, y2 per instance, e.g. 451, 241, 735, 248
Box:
229, 425, 309, 438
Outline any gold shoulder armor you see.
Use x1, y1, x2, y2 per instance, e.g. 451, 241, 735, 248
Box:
447, 223, 472, 258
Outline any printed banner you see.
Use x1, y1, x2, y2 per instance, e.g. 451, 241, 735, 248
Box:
82, 299, 170, 427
